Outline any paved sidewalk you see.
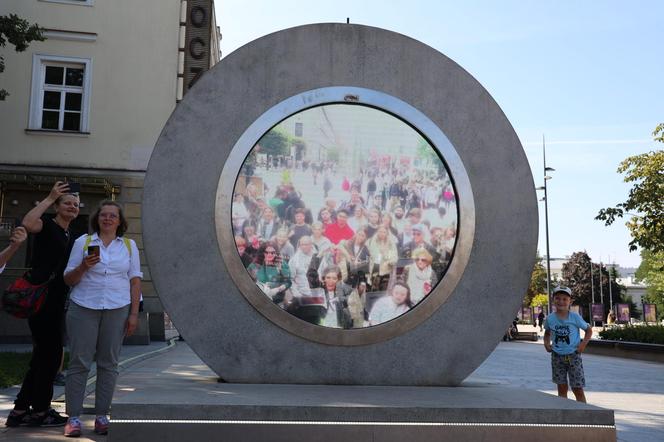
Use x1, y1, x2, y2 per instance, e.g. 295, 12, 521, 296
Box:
2, 333, 662, 441
0, 339, 177, 442
469, 332, 664, 442
113, 339, 663, 442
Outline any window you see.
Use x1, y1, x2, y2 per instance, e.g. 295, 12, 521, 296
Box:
29, 55, 92, 133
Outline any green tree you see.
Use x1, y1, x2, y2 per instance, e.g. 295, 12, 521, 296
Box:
530, 294, 549, 308
416, 138, 445, 175
560, 251, 625, 321
1, 14, 45, 100
257, 127, 292, 157
326, 146, 340, 163
635, 249, 664, 320
596, 125, 664, 253
654, 123, 664, 143
561, 252, 593, 309
523, 252, 547, 306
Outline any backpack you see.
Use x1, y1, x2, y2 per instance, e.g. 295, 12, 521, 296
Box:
83, 235, 132, 256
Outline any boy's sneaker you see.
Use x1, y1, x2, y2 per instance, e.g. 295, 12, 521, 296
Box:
94, 415, 110, 435
27, 408, 67, 427
64, 416, 82, 437
5, 409, 30, 427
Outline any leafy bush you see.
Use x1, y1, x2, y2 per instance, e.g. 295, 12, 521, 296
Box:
599, 325, 664, 345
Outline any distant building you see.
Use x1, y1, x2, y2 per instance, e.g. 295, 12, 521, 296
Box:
546, 257, 567, 282
0, 0, 220, 342
615, 275, 648, 311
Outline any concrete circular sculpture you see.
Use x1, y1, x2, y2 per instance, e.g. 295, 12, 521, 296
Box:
143, 23, 537, 385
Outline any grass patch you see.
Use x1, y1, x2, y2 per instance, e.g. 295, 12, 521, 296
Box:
0, 352, 32, 389
0, 352, 69, 389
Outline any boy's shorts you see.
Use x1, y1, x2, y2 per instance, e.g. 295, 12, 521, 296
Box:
551, 351, 586, 388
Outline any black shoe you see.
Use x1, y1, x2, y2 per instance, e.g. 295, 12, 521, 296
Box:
5, 410, 30, 427
27, 409, 67, 427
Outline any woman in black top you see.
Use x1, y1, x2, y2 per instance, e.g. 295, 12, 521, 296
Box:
6, 182, 79, 428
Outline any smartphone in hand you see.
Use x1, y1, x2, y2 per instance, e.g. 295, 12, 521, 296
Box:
67, 182, 81, 193
88, 245, 100, 257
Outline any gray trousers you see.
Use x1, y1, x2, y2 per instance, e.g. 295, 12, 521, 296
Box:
65, 302, 129, 417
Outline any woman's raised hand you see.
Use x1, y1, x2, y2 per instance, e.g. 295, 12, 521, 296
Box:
48, 181, 70, 201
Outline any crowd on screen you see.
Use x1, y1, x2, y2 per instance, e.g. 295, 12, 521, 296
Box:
232, 157, 457, 328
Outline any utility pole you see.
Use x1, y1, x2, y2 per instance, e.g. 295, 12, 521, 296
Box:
590, 259, 595, 304
608, 258, 614, 311
599, 257, 604, 307
542, 136, 554, 314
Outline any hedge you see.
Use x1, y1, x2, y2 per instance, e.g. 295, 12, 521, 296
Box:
599, 325, 664, 345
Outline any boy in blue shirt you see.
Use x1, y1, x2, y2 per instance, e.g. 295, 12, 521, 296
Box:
543, 286, 593, 403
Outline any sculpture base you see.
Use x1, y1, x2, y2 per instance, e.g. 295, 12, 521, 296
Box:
110, 384, 615, 441
108, 343, 614, 441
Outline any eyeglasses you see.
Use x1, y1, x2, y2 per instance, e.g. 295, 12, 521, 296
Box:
265, 250, 276, 255
415, 258, 429, 262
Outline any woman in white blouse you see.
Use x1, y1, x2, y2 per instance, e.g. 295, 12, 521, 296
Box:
62, 201, 142, 437
368, 281, 412, 326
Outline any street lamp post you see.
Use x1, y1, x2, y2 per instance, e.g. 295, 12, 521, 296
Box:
536, 135, 555, 314
590, 259, 595, 304
599, 257, 604, 307
608, 258, 614, 312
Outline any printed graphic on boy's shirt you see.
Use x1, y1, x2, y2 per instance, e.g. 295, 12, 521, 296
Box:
554, 324, 570, 345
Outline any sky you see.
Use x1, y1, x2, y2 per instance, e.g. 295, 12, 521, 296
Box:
215, 0, 663, 269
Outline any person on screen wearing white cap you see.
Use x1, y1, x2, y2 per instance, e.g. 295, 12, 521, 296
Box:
402, 224, 439, 265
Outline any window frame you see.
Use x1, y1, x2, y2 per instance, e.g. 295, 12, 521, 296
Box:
29, 54, 93, 133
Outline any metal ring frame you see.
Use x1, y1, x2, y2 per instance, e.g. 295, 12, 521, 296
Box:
216, 86, 475, 346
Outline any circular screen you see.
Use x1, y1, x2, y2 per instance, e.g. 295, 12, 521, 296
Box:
232, 104, 458, 328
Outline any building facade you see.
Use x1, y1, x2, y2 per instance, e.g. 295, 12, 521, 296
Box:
0, 0, 220, 342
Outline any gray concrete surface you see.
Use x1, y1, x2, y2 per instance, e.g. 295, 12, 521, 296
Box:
110, 346, 613, 424
0, 338, 176, 442
108, 342, 614, 442
586, 339, 664, 363
2, 336, 662, 441
143, 22, 538, 385
470, 327, 664, 442
110, 421, 614, 442
111, 338, 663, 442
